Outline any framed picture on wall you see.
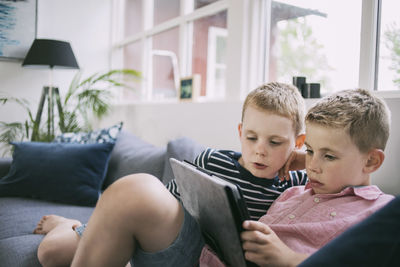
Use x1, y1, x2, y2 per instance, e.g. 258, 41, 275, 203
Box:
179, 74, 201, 101
0, 0, 37, 61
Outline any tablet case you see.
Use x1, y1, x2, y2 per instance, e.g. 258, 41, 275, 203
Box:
170, 158, 257, 267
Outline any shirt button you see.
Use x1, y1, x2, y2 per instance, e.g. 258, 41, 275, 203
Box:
288, 214, 296, 219
330, 211, 337, 217
314, 197, 320, 203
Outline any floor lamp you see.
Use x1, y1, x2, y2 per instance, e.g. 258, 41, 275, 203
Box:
22, 39, 79, 141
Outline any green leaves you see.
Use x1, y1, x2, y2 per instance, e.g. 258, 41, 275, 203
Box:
61, 68, 140, 131
384, 23, 400, 88
0, 94, 36, 147
0, 122, 26, 156
0, 122, 25, 143
277, 17, 332, 91
0, 68, 141, 155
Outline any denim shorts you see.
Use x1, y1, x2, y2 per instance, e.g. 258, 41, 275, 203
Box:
131, 207, 205, 267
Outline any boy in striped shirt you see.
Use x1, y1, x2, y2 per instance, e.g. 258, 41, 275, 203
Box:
35, 82, 308, 266
166, 82, 307, 220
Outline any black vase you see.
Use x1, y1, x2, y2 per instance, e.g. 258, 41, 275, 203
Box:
292, 76, 306, 96
303, 83, 321, 98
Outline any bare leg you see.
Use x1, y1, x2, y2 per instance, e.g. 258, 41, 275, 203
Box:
71, 173, 184, 267
34, 215, 82, 267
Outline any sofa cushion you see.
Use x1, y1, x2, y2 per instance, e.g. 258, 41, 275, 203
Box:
162, 137, 206, 184
102, 131, 166, 189
53, 122, 123, 144
0, 235, 43, 267
0, 197, 93, 240
0, 197, 93, 267
0, 142, 114, 206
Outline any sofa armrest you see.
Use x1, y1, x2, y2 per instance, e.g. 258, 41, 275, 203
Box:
0, 158, 12, 178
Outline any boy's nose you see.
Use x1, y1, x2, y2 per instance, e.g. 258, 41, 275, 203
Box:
255, 143, 267, 156
307, 156, 321, 173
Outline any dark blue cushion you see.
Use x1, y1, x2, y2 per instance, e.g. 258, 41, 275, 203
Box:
0, 142, 114, 206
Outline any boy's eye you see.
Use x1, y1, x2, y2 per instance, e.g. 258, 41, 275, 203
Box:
270, 140, 282, 146
324, 154, 337, 161
305, 149, 313, 155
246, 136, 257, 141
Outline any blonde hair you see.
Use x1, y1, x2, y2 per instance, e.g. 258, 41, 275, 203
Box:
242, 82, 306, 136
306, 89, 391, 152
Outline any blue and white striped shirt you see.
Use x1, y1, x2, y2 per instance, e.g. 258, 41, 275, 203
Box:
166, 148, 307, 220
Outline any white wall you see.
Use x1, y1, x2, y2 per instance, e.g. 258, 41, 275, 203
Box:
0, 0, 111, 123
372, 98, 400, 195
96, 100, 244, 150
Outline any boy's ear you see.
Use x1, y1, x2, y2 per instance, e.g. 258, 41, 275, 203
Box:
295, 134, 306, 149
238, 123, 243, 138
363, 149, 385, 174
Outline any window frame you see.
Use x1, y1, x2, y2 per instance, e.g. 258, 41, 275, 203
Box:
111, 0, 228, 101
111, 0, 400, 103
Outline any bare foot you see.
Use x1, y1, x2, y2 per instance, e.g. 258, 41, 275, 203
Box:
33, 215, 82, 235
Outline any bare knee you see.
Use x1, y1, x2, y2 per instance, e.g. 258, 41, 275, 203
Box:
110, 173, 162, 191
103, 173, 172, 213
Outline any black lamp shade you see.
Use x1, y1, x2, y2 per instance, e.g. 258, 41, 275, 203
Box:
22, 39, 79, 69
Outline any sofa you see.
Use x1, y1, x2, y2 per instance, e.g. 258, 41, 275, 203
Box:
0, 130, 205, 267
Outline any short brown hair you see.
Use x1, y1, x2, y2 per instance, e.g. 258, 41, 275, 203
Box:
306, 89, 391, 152
242, 82, 306, 136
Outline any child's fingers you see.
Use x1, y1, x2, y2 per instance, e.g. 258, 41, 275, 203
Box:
242, 239, 265, 253
243, 220, 272, 233
241, 231, 268, 245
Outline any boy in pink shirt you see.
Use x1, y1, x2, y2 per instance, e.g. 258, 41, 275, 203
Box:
231, 89, 393, 266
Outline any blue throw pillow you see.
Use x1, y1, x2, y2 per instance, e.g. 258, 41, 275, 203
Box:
0, 142, 114, 206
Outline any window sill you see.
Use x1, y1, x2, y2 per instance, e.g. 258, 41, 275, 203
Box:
373, 90, 400, 99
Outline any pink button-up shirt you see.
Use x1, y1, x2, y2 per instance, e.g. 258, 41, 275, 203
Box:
199, 184, 394, 267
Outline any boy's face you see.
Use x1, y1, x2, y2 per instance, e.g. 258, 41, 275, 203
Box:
304, 122, 370, 194
238, 105, 299, 179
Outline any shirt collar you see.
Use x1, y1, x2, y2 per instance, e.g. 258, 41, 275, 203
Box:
304, 183, 383, 200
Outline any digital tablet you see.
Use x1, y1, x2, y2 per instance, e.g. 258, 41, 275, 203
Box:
170, 158, 256, 267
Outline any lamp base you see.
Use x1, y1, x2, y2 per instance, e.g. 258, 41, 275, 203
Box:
31, 86, 65, 141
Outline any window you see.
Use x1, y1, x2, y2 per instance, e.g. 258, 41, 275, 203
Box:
377, 0, 400, 91
267, 0, 362, 95
195, 0, 219, 9
113, 0, 400, 103
192, 11, 227, 97
114, 0, 228, 101
123, 41, 142, 100
152, 27, 180, 99
207, 26, 227, 98
124, 0, 142, 37
154, 0, 180, 25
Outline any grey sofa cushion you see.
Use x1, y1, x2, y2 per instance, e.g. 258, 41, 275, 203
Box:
0, 197, 93, 267
0, 235, 43, 267
162, 137, 206, 184
102, 131, 166, 189
0, 197, 93, 240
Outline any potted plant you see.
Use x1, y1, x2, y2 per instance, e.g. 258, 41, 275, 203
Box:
0, 69, 140, 155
